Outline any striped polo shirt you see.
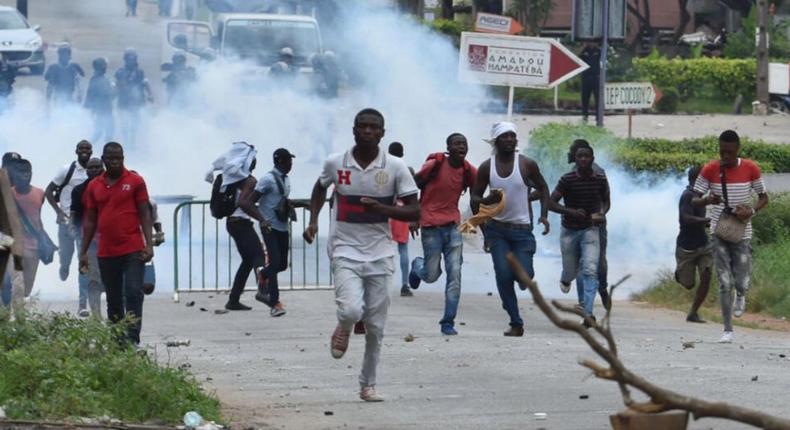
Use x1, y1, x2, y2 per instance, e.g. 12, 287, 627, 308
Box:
319, 148, 418, 261
554, 169, 610, 230
694, 158, 766, 241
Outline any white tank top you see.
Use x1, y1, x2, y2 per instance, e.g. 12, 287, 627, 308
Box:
489, 155, 531, 225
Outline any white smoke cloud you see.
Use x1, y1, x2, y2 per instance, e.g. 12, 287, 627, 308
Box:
1, 2, 684, 305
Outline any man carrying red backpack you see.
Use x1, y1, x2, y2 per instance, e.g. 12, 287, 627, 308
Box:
408, 133, 477, 335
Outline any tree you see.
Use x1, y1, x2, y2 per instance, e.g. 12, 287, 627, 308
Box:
506, 254, 790, 429
508, 0, 554, 36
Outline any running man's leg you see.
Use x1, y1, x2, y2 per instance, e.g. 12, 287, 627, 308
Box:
712, 237, 736, 332
333, 257, 365, 331
121, 252, 145, 345
397, 242, 409, 286
358, 257, 394, 389
439, 226, 463, 330
413, 227, 443, 283
487, 223, 523, 328
578, 227, 601, 317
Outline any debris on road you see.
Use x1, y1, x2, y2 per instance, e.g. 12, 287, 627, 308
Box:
682, 341, 696, 350
404, 334, 415, 342
324, 411, 334, 416
166, 339, 191, 347
200, 307, 208, 312
751, 376, 759, 382
534, 412, 547, 420
579, 394, 589, 399
186, 301, 195, 307
214, 309, 229, 315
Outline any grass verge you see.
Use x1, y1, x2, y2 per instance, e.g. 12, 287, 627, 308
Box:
0, 309, 222, 424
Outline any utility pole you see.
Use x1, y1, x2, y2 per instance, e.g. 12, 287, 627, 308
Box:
16, 0, 28, 18
755, 0, 769, 115
596, 0, 610, 127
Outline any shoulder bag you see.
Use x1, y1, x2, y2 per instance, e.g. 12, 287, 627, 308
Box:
714, 165, 747, 243
15, 201, 58, 264
271, 172, 296, 223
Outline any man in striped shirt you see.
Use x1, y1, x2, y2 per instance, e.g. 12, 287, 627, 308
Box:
693, 130, 769, 344
549, 143, 610, 325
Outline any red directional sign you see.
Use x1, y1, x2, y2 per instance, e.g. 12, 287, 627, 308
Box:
458, 32, 589, 89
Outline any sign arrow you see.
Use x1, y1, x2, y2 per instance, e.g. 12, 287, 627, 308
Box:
458, 32, 588, 89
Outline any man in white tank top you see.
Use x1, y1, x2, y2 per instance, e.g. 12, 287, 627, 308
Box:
470, 122, 551, 337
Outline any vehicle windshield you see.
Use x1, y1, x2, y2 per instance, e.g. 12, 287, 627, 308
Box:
223, 19, 319, 66
0, 10, 29, 30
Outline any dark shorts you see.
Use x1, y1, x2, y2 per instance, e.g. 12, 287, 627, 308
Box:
674, 244, 713, 289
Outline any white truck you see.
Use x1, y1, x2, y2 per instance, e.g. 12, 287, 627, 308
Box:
164, 13, 323, 86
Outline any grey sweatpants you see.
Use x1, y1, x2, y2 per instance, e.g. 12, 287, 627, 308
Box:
332, 256, 394, 389
712, 237, 752, 332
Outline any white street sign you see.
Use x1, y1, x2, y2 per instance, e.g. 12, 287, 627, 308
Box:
769, 62, 790, 95
604, 82, 660, 110
458, 32, 588, 89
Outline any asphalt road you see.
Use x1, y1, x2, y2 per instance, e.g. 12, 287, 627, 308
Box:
39, 292, 790, 430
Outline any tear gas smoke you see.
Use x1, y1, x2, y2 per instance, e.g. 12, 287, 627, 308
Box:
0, 2, 682, 302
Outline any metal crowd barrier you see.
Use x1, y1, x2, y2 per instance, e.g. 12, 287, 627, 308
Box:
172, 200, 332, 301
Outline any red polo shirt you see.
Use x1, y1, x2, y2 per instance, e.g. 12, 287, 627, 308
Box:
85, 168, 149, 257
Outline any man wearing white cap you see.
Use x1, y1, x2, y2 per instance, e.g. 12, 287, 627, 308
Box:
470, 121, 551, 337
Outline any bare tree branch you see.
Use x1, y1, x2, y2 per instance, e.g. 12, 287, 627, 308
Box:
505, 253, 790, 429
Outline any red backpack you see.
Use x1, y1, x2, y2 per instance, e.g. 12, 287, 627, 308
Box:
415, 152, 474, 193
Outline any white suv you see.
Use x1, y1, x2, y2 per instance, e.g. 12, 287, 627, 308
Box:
0, 6, 45, 74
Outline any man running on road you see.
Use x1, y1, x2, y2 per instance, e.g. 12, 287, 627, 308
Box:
303, 108, 419, 402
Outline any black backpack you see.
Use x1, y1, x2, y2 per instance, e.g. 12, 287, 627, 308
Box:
210, 174, 240, 219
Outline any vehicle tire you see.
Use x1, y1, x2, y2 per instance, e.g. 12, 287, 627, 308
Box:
30, 63, 45, 75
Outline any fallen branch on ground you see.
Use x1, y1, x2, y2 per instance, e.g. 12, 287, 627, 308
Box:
505, 253, 790, 430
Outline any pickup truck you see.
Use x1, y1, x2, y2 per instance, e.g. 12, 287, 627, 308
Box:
165, 13, 323, 73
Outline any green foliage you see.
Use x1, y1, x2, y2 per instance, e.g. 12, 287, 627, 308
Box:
635, 193, 790, 320
654, 87, 679, 113
751, 193, 790, 245
622, 135, 790, 173
527, 123, 620, 183
528, 124, 788, 177
508, 0, 554, 36
610, 149, 716, 174
723, 8, 790, 60
0, 310, 222, 424
632, 57, 756, 100
429, 18, 465, 38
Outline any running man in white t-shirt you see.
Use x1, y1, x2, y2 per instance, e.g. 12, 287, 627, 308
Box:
303, 108, 420, 402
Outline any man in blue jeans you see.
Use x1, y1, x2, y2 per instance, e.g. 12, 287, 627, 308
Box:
550, 143, 610, 326
470, 122, 551, 336
408, 133, 477, 335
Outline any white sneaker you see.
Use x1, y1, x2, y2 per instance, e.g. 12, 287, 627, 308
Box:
560, 281, 571, 294
734, 295, 746, 318
718, 331, 734, 344
360, 386, 384, 402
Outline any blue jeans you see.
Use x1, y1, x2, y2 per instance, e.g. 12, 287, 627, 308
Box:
560, 226, 601, 316
412, 225, 463, 328
486, 221, 536, 328
1, 272, 10, 306
397, 242, 409, 286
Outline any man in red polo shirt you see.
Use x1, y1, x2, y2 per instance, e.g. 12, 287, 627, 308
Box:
79, 142, 153, 346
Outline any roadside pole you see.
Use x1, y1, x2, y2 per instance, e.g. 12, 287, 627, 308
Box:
507, 85, 515, 119
596, 0, 610, 127
755, 0, 770, 115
